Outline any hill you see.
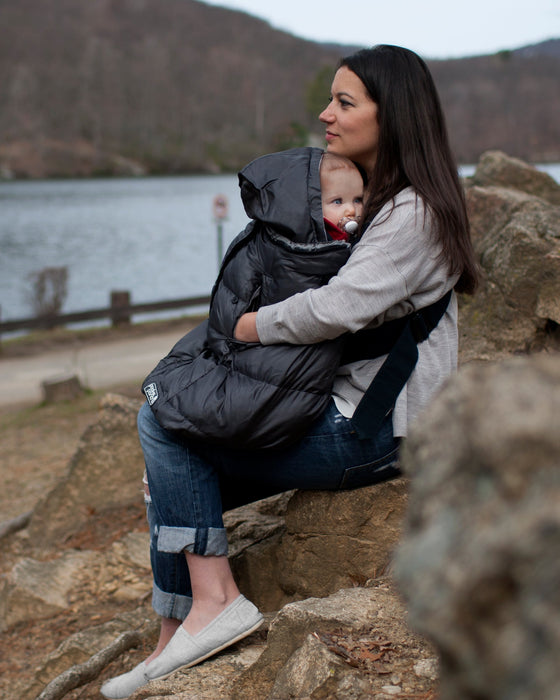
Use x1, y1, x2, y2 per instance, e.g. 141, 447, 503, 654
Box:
0, 0, 558, 177
430, 45, 560, 163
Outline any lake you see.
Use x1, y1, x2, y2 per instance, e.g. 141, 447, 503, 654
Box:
1, 164, 559, 326
0, 174, 251, 324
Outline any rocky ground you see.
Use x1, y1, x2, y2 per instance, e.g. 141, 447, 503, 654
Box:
0, 358, 145, 698
0, 322, 167, 698
0, 324, 438, 700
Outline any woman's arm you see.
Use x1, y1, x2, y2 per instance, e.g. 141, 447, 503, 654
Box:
234, 311, 259, 342
248, 191, 453, 346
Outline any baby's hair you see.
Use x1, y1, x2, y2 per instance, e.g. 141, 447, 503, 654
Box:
320, 152, 359, 175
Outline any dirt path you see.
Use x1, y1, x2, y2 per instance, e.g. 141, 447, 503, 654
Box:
0, 318, 200, 408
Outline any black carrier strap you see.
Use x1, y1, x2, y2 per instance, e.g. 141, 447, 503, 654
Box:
342, 290, 453, 439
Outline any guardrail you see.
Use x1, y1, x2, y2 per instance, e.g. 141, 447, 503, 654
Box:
0, 291, 211, 336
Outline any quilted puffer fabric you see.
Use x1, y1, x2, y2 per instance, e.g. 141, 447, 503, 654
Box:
142, 147, 351, 449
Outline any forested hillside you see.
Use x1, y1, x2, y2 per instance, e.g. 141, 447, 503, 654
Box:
431, 44, 560, 163
0, 0, 558, 177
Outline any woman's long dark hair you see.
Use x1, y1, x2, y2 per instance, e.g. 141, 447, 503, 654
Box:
341, 45, 478, 294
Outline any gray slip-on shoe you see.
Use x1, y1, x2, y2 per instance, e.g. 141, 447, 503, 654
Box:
146, 594, 263, 680
100, 660, 149, 699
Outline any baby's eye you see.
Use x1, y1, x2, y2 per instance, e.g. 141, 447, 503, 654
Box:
354, 197, 363, 205
333, 198, 342, 204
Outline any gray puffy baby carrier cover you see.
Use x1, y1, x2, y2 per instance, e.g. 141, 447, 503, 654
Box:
142, 147, 351, 449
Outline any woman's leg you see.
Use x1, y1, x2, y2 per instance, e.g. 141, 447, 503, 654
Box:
182, 552, 240, 632
136, 437, 262, 685
138, 402, 240, 632
101, 405, 256, 698
145, 553, 240, 663
198, 399, 401, 512
102, 400, 399, 698
143, 493, 182, 661
144, 397, 399, 632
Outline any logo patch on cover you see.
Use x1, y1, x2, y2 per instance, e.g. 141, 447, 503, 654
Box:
144, 382, 159, 405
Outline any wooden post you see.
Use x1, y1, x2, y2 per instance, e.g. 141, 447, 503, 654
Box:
110, 290, 131, 327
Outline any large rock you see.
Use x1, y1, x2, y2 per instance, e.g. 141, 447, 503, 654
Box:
0, 550, 96, 632
25, 393, 144, 548
469, 150, 560, 206
226, 492, 294, 612
228, 480, 408, 612
460, 155, 560, 360
394, 354, 560, 700
277, 479, 408, 599
231, 582, 437, 699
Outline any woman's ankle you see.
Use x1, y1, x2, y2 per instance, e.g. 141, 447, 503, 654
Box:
146, 617, 181, 664
181, 592, 239, 636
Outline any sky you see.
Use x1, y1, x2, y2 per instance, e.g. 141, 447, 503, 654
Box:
202, 0, 559, 59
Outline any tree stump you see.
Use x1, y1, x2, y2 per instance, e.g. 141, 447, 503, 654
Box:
41, 374, 85, 403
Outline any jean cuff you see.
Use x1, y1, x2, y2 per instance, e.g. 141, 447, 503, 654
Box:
152, 581, 193, 620
157, 525, 229, 557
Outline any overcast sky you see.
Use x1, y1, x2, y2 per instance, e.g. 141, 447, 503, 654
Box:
202, 0, 559, 59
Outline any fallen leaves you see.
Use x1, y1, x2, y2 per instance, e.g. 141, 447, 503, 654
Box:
313, 628, 394, 674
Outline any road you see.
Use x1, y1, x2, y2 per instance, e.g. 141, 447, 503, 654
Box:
0, 331, 181, 407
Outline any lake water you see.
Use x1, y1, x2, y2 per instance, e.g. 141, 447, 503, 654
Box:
0, 174, 251, 324
1, 164, 559, 326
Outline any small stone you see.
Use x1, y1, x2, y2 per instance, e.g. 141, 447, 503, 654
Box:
413, 657, 439, 680
381, 685, 402, 695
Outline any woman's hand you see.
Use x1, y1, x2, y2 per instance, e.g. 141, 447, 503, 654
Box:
234, 312, 260, 342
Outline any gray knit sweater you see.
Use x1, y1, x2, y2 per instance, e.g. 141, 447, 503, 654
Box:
256, 187, 459, 437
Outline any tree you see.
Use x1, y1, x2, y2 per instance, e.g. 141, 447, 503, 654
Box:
305, 65, 336, 127
27, 267, 69, 325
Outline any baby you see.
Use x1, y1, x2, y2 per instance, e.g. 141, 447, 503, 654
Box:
320, 153, 364, 240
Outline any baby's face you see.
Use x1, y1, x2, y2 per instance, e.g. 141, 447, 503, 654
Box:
321, 167, 364, 228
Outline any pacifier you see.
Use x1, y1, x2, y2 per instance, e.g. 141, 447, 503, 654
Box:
338, 216, 360, 236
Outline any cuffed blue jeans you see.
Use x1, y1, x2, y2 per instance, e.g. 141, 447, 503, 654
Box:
137, 399, 401, 619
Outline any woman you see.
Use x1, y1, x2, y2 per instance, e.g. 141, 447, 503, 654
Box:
101, 44, 478, 698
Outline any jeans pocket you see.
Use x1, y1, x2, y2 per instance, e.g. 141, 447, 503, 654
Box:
339, 446, 401, 490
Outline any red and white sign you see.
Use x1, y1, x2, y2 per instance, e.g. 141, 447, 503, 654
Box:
213, 194, 228, 220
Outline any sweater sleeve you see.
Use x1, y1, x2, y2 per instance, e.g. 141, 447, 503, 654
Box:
256, 189, 448, 346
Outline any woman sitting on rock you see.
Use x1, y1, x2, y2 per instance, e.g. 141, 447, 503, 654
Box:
101, 44, 478, 699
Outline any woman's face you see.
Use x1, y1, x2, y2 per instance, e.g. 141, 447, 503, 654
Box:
319, 66, 379, 172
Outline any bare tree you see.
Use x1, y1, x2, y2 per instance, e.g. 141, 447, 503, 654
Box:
27, 267, 68, 326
